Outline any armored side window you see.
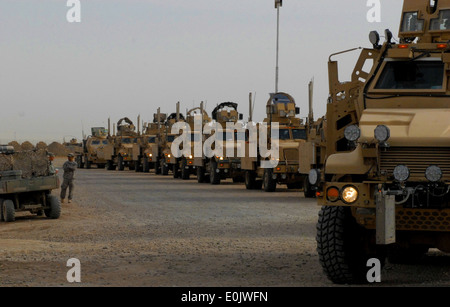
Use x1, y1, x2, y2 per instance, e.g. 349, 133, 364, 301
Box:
102, 140, 108, 145
148, 137, 156, 143
430, 10, 450, 30
401, 12, 424, 32
167, 135, 175, 143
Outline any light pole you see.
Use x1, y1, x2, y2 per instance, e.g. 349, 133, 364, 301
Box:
275, 0, 282, 93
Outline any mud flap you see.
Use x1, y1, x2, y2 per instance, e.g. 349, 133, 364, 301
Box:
376, 191, 396, 245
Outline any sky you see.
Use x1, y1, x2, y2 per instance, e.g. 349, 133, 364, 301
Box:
0, 0, 404, 143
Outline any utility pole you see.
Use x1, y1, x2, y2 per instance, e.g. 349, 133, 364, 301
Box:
275, 0, 282, 93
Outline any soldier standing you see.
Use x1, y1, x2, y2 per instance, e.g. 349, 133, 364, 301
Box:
60, 153, 77, 203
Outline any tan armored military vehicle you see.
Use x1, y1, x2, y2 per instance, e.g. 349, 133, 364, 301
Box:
195, 102, 244, 184
241, 92, 307, 192
134, 113, 166, 173
310, 0, 450, 284
163, 103, 187, 178
183, 103, 212, 181
104, 117, 139, 171
76, 127, 110, 169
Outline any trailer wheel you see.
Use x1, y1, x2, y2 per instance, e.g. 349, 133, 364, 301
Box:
245, 171, 257, 189
3, 199, 15, 222
118, 156, 124, 171
44, 195, 61, 219
210, 160, 220, 185
263, 169, 276, 192
143, 157, 150, 173
197, 166, 206, 183
173, 163, 180, 178
181, 159, 190, 180
316, 206, 385, 284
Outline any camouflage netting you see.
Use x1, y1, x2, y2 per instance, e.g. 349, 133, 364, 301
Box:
21, 141, 35, 151
8, 141, 22, 152
36, 141, 47, 150
47, 142, 70, 157
0, 149, 49, 178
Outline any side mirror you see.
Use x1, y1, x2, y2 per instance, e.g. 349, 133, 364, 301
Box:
295, 107, 300, 115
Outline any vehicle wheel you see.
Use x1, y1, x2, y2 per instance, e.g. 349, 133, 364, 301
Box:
210, 160, 220, 185
173, 163, 180, 179
106, 160, 116, 171
303, 176, 316, 198
316, 206, 386, 284
3, 199, 15, 222
161, 158, 169, 175
118, 156, 124, 171
84, 158, 91, 169
197, 166, 206, 183
155, 159, 161, 175
245, 171, 257, 189
181, 159, 190, 180
143, 157, 150, 173
387, 245, 429, 264
129, 162, 135, 171
44, 195, 61, 219
76, 156, 83, 168
263, 168, 276, 192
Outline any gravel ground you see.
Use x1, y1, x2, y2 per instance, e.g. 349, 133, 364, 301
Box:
0, 158, 449, 287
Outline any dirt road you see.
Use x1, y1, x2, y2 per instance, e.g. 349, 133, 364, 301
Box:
0, 159, 449, 287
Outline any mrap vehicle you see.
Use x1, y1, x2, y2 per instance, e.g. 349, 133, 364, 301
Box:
311, 0, 450, 284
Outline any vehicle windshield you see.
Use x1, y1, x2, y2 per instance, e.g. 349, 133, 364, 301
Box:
167, 135, 175, 143
401, 12, 424, 32
430, 10, 450, 30
279, 129, 291, 140
292, 129, 307, 140
148, 137, 156, 143
92, 140, 100, 145
374, 61, 444, 90
102, 140, 108, 145
122, 138, 137, 144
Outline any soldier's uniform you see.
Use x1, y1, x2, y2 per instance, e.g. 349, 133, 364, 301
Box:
60, 153, 77, 203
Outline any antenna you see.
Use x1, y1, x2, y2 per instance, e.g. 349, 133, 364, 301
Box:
308, 78, 314, 125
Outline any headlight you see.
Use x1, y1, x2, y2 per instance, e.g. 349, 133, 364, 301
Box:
189, 155, 193, 159
219, 157, 224, 161
168, 154, 171, 158
326, 187, 340, 202
308, 169, 320, 186
393, 165, 410, 182
374, 125, 390, 143
425, 165, 442, 182
341, 186, 358, 204
344, 125, 360, 142
149, 153, 152, 157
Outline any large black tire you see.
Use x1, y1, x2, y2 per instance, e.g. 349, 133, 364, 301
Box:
3, 199, 15, 222
181, 159, 190, 180
303, 176, 316, 198
44, 195, 61, 219
106, 160, 116, 171
197, 166, 207, 183
316, 206, 386, 284
210, 160, 220, 185
84, 157, 91, 169
245, 171, 257, 190
161, 158, 169, 175
263, 168, 276, 192
118, 156, 124, 171
143, 157, 150, 173
76, 156, 83, 168
173, 163, 180, 179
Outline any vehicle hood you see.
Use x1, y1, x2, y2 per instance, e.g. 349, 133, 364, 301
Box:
359, 108, 450, 146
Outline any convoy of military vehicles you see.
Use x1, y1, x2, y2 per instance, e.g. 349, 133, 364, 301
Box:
2, 0, 449, 286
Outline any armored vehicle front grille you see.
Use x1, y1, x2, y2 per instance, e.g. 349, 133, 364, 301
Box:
282, 148, 299, 164
380, 147, 450, 181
